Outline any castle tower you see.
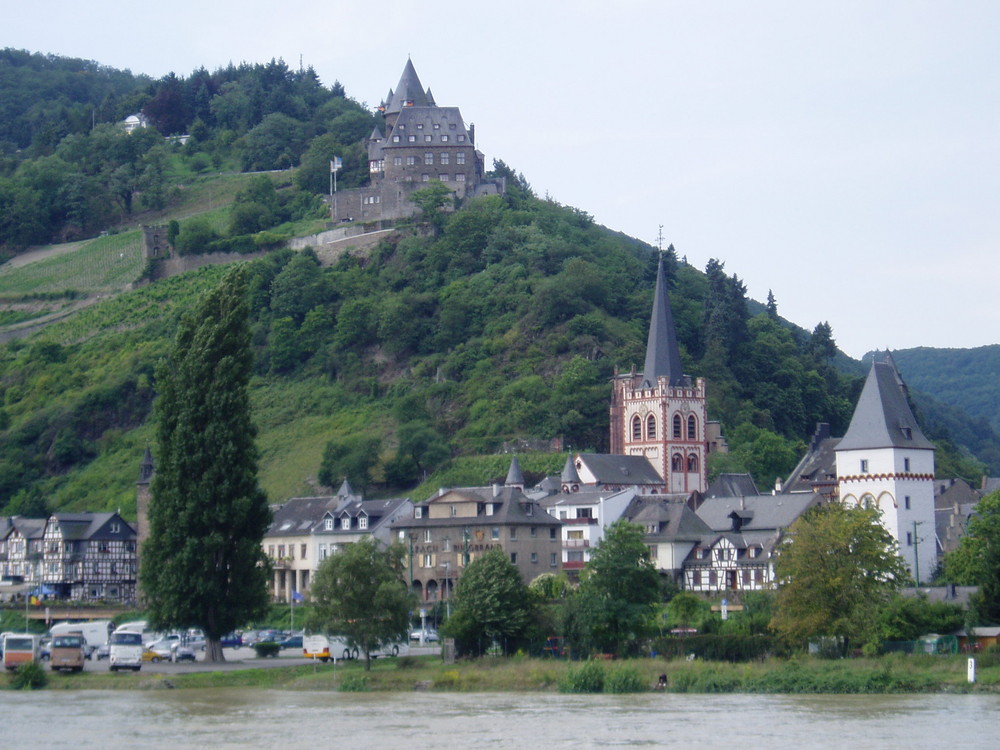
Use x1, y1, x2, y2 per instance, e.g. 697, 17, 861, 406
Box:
610, 254, 707, 493
835, 354, 936, 583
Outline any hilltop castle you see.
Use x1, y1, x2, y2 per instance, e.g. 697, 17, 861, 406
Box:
330, 59, 503, 224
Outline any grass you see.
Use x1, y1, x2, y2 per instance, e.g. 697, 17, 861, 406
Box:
7, 653, 999, 694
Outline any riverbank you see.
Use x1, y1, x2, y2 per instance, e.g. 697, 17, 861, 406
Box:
7, 653, 999, 694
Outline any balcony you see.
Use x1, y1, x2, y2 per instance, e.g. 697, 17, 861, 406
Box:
562, 561, 586, 570
562, 517, 598, 526
563, 539, 590, 549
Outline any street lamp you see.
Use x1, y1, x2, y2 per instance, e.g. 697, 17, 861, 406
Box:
443, 561, 450, 620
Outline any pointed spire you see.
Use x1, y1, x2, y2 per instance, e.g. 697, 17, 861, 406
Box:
505, 456, 525, 488
386, 59, 431, 114
369, 126, 383, 141
641, 254, 685, 388
425, 87, 436, 106
560, 455, 581, 488
838, 360, 934, 451
337, 478, 355, 498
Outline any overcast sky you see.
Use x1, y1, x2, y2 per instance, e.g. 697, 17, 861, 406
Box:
11, 1, 999, 359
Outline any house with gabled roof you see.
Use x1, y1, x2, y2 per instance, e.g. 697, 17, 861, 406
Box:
393, 458, 561, 604
682, 493, 819, 594
627, 496, 712, 582
0, 516, 46, 585
264, 480, 413, 602
42, 513, 137, 602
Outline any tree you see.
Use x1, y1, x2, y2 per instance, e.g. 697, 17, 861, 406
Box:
445, 548, 535, 656
318, 435, 382, 492
308, 537, 413, 670
943, 491, 1000, 624
409, 180, 453, 234
141, 267, 272, 662
568, 520, 661, 656
770, 503, 908, 655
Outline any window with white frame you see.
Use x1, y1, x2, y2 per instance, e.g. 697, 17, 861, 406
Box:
423, 529, 432, 543
359, 516, 368, 530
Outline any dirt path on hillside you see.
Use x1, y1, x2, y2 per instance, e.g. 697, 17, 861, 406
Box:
1, 240, 90, 271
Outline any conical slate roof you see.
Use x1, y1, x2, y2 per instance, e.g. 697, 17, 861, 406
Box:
138, 446, 154, 483
641, 254, 685, 387
560, 455, 581, 484
385, 59, 432, 114
837, 360, 934, 451
505, 456, 525, 487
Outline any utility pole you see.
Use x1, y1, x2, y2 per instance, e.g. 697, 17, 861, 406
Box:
912, 520, 924, 586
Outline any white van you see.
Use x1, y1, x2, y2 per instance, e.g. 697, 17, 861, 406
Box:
49, 620, 112, 658
108, 631, 143, 672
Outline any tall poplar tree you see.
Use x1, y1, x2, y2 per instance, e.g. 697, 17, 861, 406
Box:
141, 267, 271, 662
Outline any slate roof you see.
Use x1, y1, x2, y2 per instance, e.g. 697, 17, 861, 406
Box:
505, 456, 525, 487
781, 422, 840, 494
560, 455, 581, 485
576, 452, 664, 487
641, 254, 685, 388
627, 497, 711, 542
837, 360, 934, 451
706, 473, 760, 498
385, 58, 432, 113
267, 496, 337, 537
399, 486, 560, 529
48, 513, 135, 541
694, 494, 818, 533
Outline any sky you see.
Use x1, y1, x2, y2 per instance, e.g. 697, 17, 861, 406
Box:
9, 1, 1000, 360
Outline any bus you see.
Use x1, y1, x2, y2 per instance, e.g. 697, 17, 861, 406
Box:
3, 633, 40, 671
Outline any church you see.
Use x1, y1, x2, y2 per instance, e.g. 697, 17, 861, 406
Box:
609, 254, 709, 493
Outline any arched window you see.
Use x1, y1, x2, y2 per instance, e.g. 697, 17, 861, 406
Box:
646, 414, 657, 440
687, 415, 697, 440
673, 414, 682, 438
687, 453, 699, 472
671, 453, 684, 471
631, 416, 642, 440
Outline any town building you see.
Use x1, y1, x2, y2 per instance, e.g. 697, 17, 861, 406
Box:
0, 513, 137, 603
393, 459, 562, 604
609, 254, 709, 493
264, 480, 413, 602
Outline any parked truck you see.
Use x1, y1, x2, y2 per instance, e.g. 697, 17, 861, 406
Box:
49, 620, 112, 658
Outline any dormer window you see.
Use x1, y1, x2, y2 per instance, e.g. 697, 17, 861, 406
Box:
415, 507, 423, 519
901, 426, 912, 440
359, 516, 368, 530
341, 517, 351, 530
324, 518, 334, 531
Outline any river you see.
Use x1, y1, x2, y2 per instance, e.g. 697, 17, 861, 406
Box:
4, 690, 997, 749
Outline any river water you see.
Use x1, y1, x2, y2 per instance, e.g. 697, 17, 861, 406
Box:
4, 690, 997, 749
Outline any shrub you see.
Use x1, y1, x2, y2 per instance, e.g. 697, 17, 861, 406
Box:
253, 642, 281, 658
11, 661, 47, 690
605, 664, 647, 693
560, 660, 606, 693
395, 655, 419, 670
338, 674, 369, 692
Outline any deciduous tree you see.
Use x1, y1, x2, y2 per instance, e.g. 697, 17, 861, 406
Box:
308, 537, 413, 670
770, 503, 907, 655
141, 267, 272, 662
944, 491, 1000, 624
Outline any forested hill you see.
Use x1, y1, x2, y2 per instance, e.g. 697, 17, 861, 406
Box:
0, 51, 995, 520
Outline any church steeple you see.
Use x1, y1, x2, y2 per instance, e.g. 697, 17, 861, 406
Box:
641, 254, 685, 388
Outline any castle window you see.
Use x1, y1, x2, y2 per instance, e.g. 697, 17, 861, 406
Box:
422, 174, 430, 182
440, 153, 449, 164
392, 135, 400, 143
450, 123, 456, 129
673, 415, 682, 438
687, 454, 699, 472
632, 416, 642, 440
393, 157, 402, 166
457, 152, 466, 165
416, 123, 423, 129
687, 415, 697, 440
439, 174, 448, 181
441, 135, 449, 142
407, 135, 416, 142
672, 453, 683, 471
407, 156, 416, 165
456, 173, 465, 182
424, 153, 434, 165
458, 135, 466, 142
424, 135, 432, 142
433, 123, 440, 129
647, 415, 656, 440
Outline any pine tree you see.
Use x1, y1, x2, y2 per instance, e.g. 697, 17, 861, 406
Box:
140, 267, 271, 662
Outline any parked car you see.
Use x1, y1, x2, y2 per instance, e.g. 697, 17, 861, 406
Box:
142, 647, 168, 663
171, 645, 197, 662
279, 633, 303, 650
220, 632, 243, 648
410, 629, 439, 643
95, 642, 110, 660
